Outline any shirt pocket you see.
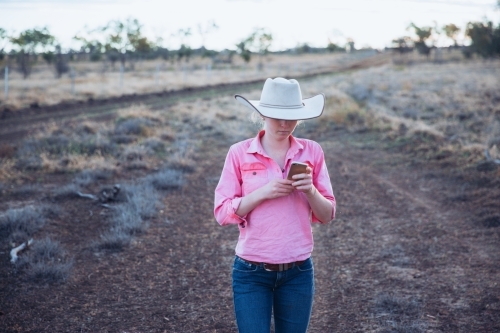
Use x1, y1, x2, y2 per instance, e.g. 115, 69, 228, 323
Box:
241, 162, 268, 194
303, 160, 315, 178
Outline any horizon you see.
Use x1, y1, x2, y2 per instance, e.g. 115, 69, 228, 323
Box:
0, 0, 499, 52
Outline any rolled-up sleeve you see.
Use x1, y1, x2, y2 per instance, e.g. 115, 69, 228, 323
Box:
311, 145, 336, 224
214, 146, 248, 227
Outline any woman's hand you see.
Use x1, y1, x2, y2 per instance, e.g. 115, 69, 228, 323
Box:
291, 167, 315, 197
261, 178, 295, 200
235, 178, 294, 217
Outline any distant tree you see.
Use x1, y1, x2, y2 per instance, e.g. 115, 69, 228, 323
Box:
346, 38, 355, 52
297, 43, 311, 54
254, 28, 273, 56
407, 23, 433, 57
236, 28, 273, 64
442, 23, 461, 47
176, 28, 192, 62
10, 27, 55, 78
465, 21, 500, 58
53, 45, 69, 78
73, 36, 104, 62
391, 36, 413, 54
197, 20, 218, 52
99, 18, 154, 67
0, 28, 8, 61
236, 40, 251, 63
327, 40, 344, 52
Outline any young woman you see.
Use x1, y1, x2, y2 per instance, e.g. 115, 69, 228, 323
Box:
214, 77, 336, 333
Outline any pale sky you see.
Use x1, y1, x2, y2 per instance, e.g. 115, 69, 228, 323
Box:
0, 0, 498, 51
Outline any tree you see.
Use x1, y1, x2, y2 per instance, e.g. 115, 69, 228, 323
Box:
465, 21, 500, 58
73, 35, 104, 62
442, 23, 460, 47
10, 27, 55, 78
197, 20, 218, 53
391, 36, 413, 54
99, 18, 154, 67
407, 23, 433, 57
235, 31, 255, 63
327, 40, 344, 53
235, 28, 273, 63
176, 28, 192, 62
0, 28, 8, 61
345, 38, 355, 52
53, 45, 69, 78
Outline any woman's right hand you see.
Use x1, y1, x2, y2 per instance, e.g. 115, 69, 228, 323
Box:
235, 178, 295, 217
260, 178, 295, 200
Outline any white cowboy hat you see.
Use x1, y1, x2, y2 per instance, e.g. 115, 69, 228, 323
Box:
234, 77, 325, 120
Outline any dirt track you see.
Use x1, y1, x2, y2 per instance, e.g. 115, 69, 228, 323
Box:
0, 53, 389, 144
1, 58, 499, 332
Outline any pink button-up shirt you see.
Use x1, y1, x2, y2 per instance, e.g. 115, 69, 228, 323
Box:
214, 130, 336, 264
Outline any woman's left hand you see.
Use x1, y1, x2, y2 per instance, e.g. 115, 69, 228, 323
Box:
291, 166, 315, 197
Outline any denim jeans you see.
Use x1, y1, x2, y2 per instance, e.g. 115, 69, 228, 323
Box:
232, 256, 315, 333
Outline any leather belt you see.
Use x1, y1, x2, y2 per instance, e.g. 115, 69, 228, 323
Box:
238, 256, 306, 272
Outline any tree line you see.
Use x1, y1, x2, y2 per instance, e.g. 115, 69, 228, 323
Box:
1, 8, 499, 79
0, 18, 350, 79
392, 1, 500, 59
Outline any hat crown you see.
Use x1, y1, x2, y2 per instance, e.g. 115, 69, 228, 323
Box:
259, 78, 303, 108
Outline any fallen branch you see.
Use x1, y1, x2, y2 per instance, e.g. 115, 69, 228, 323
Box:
485, 138, 500, 164
10, 238, 33, 264
484, 149, 500, 164
76, 191, 98, 201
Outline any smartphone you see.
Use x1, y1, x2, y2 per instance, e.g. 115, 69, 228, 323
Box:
287, 162, 308, 180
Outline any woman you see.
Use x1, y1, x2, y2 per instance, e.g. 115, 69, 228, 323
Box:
214, 77, 336, 333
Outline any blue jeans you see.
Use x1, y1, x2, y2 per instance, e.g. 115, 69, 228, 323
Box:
232, 256, 315, 333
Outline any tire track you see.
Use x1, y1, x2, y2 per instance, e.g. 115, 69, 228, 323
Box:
0, 53, 390, 144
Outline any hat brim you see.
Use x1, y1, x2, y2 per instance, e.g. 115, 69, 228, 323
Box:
234, 94, 325, 120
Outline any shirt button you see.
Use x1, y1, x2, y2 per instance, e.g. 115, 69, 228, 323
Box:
253, 172, 256, 175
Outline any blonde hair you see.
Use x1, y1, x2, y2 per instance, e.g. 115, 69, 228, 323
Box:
250, 111, 303, 129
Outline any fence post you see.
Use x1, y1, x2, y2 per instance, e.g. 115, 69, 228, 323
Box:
206, 63, 211, 79
155, 64, 160, 86
4, 66, 8, 100
120, 64, 124, 89
70, 67, 75, 95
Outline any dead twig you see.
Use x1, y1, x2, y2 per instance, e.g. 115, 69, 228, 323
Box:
10, 238, 33, 263
76, 191, 98, 201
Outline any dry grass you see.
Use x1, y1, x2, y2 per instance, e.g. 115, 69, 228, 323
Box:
309, 57, 500, 165
0, 52, 374, 110
2, 57, 498, 181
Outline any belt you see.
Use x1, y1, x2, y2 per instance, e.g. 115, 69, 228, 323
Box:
238, 256, 306, 272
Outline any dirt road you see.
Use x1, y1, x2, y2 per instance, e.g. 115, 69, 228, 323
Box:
1, 65, 499, 332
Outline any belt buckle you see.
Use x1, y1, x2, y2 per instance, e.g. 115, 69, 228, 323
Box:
264, 263, 288, 272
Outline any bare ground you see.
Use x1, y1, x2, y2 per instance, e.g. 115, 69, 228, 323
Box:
0, 73, 499, 332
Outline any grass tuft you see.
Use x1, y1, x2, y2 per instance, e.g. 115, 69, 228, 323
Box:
52, 183, 81, 201
28, 261, 73, 284
374, 293, 426, 333
111, 204, 148, 236
10, 184, 39, 198
0, 206, 46, 243
16, 237, 73, 284
97, 228, 132, 251
74, 169, 113, 187
122, 183, 161, 219
115, 118, 154, 136
145, 169, 184, 191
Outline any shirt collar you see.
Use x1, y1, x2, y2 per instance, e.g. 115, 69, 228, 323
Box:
246, 130, 304, 158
